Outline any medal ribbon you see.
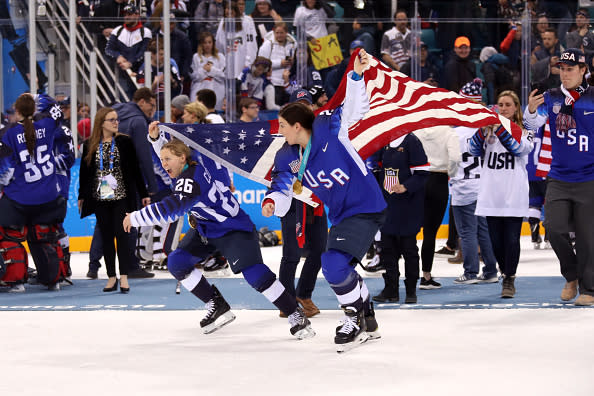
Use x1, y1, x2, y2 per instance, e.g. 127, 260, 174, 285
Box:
297, 137, 312, 185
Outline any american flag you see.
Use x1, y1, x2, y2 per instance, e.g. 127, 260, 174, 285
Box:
159, 51, 522, 190
159, 121, 282, 186
535, 120, 552, 177
321, 49, 523, 160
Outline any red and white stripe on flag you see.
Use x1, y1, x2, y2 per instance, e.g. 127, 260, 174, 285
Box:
321, 50, 523, 160
535, 120, 552, 177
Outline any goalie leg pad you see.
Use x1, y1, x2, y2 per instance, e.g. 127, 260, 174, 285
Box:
26, 224, 64, 286
0, 226, 28, 283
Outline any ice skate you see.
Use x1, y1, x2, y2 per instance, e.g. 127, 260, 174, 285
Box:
335, 305, 369, 353
200, 285, 236, 334
288, 307, 316, 340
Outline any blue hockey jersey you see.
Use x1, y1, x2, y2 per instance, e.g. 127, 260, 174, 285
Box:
523, 87, 594, 183
1, 116, 62, 205
129, 160, 254, 239
266, 75, 386, 225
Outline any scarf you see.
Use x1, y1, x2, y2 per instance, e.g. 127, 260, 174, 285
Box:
556, 78, 588, 133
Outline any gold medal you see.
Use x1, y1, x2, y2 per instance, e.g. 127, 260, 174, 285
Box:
293, 180, 303, 194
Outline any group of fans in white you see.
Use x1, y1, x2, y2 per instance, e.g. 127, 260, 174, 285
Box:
1, 47, 593, 352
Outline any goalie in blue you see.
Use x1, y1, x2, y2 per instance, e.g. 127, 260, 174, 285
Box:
123, 135, 315, 339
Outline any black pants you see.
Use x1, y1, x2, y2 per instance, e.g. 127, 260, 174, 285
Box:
421, 172, 449, 272
545, 178, 594, 296
380, 233, 419, 282
486, 216, 523, 277
94, 199, 132, 277
279, 200, 327, 299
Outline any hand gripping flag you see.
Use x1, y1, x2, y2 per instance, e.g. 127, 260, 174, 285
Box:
159, 50, 522, 191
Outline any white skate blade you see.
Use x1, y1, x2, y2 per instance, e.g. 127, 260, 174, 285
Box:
367, 330, 381, 340
336, 331, 370, 353
202, 311, 236, 334
293, 325, 316, 340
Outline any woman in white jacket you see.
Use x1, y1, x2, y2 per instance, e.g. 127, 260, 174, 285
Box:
469, 90, 534, 298
414, 125, 461, 290
189, 31, 226, 110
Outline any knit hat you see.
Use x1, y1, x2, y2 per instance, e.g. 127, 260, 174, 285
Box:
479, 46, 498, 63
171, 95, 191, 111
255, 0, 272, 5
459, 78, 483, 101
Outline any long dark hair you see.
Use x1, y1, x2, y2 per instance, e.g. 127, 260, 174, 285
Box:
84, 107, 119, 165
14, 94, 36, 156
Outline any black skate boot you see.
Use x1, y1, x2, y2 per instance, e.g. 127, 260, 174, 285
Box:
365, 301, 381, 340
335, 305, 369, 353
288, 307, 316, 340
200, 285, 236, 334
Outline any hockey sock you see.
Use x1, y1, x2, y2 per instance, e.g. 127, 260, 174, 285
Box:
242, 263, 298, 314
357, 273, 371, 316
181, 268, 214, 303
322, 249, 363, 310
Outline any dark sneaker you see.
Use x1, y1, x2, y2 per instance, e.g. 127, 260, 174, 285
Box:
288, 307, 316, 339
128, 268, 155, 279
372, 288, 399, 303
200, 285, 236, 334
453, 274, 478, 284
335, 305, 369, 353
435, 246, 456, 258
365, 302, 381, 340
501, 275, 516, 298
477, 273, 499, 283
86, 269, 98, 279
419, 277, 441, 289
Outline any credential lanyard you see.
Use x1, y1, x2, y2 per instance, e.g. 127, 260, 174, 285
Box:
99, 139, 115, 171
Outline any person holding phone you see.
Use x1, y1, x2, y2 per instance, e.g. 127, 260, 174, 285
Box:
524, 48, 594, 306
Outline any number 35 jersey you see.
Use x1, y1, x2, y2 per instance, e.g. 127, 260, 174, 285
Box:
129, 160, 254, 239
1, 116, 61, 205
